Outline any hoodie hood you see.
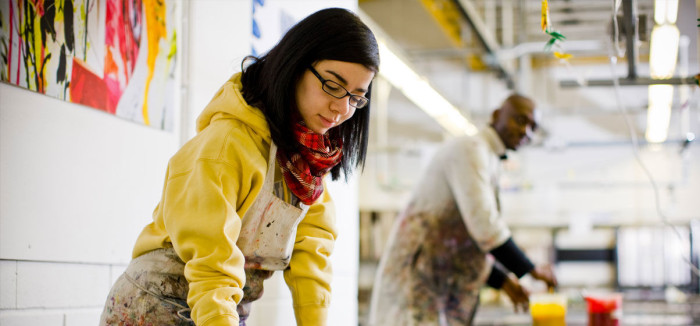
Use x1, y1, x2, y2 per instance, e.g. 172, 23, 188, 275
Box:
195, 73, 270, 142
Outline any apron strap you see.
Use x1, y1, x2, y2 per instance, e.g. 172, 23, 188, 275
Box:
264, 143, 278, 189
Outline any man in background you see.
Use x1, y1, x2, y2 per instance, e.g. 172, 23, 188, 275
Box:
368, 94, 557, 325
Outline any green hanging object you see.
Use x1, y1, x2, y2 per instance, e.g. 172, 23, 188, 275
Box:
546, 30, 566, 41
544, 29, 566, 52
544, 38, 557, 51
540, 0, 569, 56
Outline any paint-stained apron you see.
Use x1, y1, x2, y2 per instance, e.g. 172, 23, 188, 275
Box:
235, 142, 309, 321
99, 143, 308, 326
368, 202, 492, 326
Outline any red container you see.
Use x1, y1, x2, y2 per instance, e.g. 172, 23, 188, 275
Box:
584, 293, 623, 326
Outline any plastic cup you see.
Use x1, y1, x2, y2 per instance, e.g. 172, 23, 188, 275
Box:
584, 293, 623, 326
530, 293, 567, 326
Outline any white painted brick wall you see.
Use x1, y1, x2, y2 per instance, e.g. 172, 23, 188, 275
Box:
1, 261, 18, 309
0, 310, 64, 326
108, 265, 128, 286
15, 262, 110, 309
0, 261, 124, 326
64, 308, 103, 326
0, 308, 103, 326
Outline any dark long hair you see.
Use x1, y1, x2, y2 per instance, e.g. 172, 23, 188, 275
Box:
241, 8, 379, 181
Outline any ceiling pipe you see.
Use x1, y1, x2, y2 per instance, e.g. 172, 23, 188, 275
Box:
622, 0, 639, 80
452, 0, 516, 88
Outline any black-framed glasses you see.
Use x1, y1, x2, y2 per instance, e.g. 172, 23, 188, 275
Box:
308, 66, 369, 109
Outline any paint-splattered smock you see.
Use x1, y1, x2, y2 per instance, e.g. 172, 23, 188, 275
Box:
99, 73, 337, 326
369, 127, 511, 326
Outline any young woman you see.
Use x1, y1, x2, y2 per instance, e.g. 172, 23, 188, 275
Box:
100, 8, 379, 326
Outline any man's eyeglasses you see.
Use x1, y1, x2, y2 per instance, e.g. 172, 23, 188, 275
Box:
308, 66, 369, 109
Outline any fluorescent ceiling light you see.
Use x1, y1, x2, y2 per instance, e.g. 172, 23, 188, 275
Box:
654, 0, 678, 24
645, 84, 674, 143
649, 24, 679, 80
358, 10, 477, 136
377, 43, 478, 136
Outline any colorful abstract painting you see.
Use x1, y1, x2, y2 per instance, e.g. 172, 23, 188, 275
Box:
0, 0, 177, 131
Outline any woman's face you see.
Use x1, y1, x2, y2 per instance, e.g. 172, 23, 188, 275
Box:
295, 60, 375, 135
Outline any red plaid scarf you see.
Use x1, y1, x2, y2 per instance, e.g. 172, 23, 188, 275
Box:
276, 123, 343, 205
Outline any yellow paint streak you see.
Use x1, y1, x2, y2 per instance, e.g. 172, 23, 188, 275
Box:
142, 0, 167, 125
32, 10, 46, 92
553, 51, 572, 60
55, 0, 64, 22
419, 0, 463, 48
81, 2, 86, 25
167, 31, 177, 61
541, 0, 550, 32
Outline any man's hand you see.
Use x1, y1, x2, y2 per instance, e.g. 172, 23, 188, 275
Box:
530, 264, 558, 290
501, 275, 530, 313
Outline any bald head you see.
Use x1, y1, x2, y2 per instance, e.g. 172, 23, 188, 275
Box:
490, 94, 538, 151
502, 94, 534, 113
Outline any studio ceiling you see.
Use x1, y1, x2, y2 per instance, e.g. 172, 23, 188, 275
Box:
358, 0, 698, 146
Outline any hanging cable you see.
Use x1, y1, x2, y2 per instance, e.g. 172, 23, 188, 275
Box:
611, 0, 625, 58
606, 42, 700, 278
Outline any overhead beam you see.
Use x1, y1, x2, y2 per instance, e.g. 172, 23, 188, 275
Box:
419, 0, 465, 48
452, 0, 515, 88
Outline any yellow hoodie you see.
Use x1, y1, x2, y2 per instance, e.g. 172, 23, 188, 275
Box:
133, 73, 338, 326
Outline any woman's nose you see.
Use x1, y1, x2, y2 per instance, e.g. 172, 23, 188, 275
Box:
330, 96, 353, 116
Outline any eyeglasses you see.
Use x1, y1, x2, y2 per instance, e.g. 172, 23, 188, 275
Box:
308, 66, 369, 109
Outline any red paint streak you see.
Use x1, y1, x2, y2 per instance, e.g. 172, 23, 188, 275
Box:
15, 42, 21, 85
31, 0, 45, 17
70, 57, 112, 112
103, 0, 143, 111
262, 201, 274, 217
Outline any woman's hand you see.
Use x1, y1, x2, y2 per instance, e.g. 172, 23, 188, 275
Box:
530, 264, 558, 290
501, 275, 530, 313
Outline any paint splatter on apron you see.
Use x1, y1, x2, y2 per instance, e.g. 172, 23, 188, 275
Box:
368, 203, 491, 326
100, 143, 308, 325
99, 248, 193, 326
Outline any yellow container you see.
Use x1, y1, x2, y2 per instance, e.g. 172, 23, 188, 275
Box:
530, 293, 567, 326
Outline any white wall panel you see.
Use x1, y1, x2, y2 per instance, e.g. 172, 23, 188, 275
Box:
109, 265, 128, 286
64, 309, 103, 326
0, 85, 179, 264
0, 261, 17, 309
186, 0, 252, 140
16, 262, 110, 308
0, 310, 63, 326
